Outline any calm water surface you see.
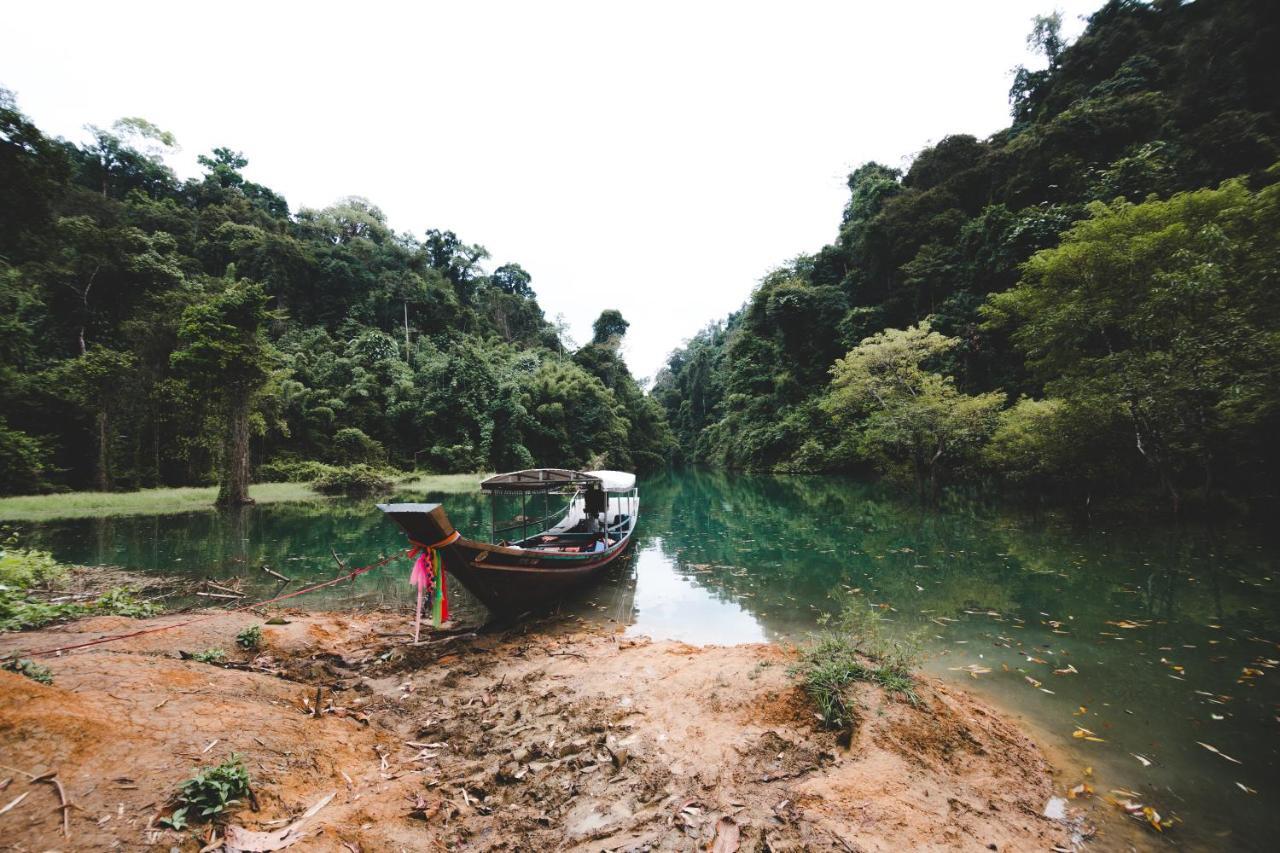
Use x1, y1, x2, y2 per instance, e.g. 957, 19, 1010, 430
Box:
20, 469, 1279, 851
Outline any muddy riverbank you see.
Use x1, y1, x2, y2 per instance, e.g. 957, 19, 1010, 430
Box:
0, 609, 1077, 851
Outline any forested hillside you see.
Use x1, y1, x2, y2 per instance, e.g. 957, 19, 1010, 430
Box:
654, 0, 1280, 510
0, 99, 672, 500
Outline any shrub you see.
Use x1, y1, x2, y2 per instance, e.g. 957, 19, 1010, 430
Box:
235, 625, 261, 650
191, 648, 227, 664
0, 546, 66, 588
161, 755, 251, 829
331, 427, 385, 465
94, 587, 161, 618
310, 464, 392, 495
2, 657, 53, 684
0, 588, 79, 631
256, 458, 334, 483
0, 541, 160, 631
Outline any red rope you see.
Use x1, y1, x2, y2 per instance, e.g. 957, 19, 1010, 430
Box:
7, 549, 412, 661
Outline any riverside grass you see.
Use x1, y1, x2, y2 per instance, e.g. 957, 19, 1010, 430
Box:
0, 473, 486, 522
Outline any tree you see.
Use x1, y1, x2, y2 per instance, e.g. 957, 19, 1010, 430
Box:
492, 263, 534, 297
423, 229, 489, 304
171, 277, 279, 505
1027, 12, 1065, 68
823, 322, 1004, 497
591, 309, 629, 347
45, 347, 136, 490
197, 147, 248, 189
82, 117, 177, 199
984, 176, 1280, 509
520, 361, 629, 469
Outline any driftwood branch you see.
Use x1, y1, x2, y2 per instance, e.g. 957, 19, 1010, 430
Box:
262, 565, 291, 583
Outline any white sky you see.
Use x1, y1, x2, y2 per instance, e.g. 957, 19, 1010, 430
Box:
3, 0, 1097, 381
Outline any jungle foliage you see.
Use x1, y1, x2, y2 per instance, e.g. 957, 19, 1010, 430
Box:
0, 94, 672, 497
653, 0, 1280, 509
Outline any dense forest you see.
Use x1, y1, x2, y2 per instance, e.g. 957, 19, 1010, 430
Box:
0, 99, 672, 501
653, 0, 1280, 511
5, 0, 1279, 514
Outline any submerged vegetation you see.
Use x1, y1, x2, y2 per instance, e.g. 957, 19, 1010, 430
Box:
654, 0, 1280, 511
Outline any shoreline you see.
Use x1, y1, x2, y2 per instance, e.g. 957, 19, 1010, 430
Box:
0, 473, 485, 523
0, 608, 1077, 851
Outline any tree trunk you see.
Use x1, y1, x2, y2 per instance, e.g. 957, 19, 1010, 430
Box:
94, 410, 110, 491
217, 394, 254, 506
403, 300, 412, 364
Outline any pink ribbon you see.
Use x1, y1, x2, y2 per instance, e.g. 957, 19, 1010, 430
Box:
410, 551, 432, 643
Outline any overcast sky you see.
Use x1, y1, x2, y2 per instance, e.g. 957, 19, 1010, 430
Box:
3, 0, 1099, 381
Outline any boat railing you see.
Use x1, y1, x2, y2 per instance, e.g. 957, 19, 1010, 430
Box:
488, 484, 638, 545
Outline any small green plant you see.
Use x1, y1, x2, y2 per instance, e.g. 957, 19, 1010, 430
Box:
0, 588, 80, 631
235, 625, 262, 650
191, 648, 227, 664
795, 601, 922, 729
1, 585, 161, 632
160, 755, 251, 829
2, 657, 53, 685
94, 587, 161, 618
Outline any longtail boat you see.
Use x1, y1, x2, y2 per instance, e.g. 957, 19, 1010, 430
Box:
379, 468, 638, 614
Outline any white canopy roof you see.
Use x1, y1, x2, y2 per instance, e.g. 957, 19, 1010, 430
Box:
584, 470, 636, 492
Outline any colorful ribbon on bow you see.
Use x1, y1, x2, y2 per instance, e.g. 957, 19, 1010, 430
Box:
409, 547, 449, 642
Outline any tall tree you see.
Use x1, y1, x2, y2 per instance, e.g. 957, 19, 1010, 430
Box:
45, 347, 136, 490
171, 277, 279, 505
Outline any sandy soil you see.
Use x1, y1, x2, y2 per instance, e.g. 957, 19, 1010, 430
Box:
0, 610, 1075, 851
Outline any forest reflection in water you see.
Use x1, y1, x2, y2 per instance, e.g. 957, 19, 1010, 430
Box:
21, 468, 1280, 851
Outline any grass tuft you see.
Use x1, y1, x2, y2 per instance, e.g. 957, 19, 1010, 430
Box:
796, 602, 922, 729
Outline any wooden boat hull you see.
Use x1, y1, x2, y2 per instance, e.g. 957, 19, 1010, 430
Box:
378, 501, 636, 614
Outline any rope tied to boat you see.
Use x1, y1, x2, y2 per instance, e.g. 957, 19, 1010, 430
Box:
3, 541, 443, 662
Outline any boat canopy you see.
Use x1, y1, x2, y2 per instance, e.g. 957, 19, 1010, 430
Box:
479, 468, 636, 493
584, 470, 636, 492
480, 468, 598, 493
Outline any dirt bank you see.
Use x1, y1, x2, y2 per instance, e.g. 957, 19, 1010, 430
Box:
0, 610, 1074, 851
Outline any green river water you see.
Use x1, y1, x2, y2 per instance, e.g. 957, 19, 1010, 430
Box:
17, 469, 1279, 851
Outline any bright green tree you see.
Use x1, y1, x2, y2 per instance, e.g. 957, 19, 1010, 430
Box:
823, 322, 1004, 497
